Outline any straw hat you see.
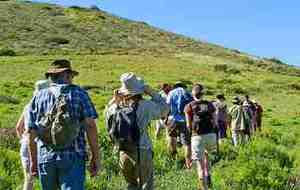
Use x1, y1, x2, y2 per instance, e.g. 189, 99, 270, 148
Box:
45, 59, 79, 78
118, 72, 145, 96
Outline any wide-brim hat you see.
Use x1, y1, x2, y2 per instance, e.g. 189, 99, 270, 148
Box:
119, 72, 145, 96
45, 59, 79, 78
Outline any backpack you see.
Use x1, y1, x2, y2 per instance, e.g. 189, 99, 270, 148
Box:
38, 85, 80, 149
190, 100, 215, 135
106, 103, 139, 152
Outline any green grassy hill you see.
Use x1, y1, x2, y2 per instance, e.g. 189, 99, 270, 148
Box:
1, 1, 300, 190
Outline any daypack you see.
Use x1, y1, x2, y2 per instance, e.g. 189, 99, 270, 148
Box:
106, 104, 139, 152
190, 100, 215, 135
38, 85, 80, 149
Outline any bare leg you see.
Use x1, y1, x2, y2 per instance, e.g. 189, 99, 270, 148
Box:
23, 168, 34, 190
196, 160, 205, 190
185, 144, 192, 168
168, 137, 177, 158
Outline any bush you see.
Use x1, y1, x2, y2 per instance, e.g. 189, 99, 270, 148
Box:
45, 36, 70, 45
213, 139, 292, 190
214, 64, 228, 72
0, 48, 16, 56
0, 148, 23, 190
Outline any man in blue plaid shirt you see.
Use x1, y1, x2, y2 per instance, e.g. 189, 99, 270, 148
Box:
27, 59, 101, 190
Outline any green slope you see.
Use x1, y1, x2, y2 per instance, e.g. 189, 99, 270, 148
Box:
1, 1, 300, 190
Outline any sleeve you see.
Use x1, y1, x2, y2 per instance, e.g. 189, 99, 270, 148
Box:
146, 93, 170, 120
27, 96, 38, 130
80, 91, 98, 119
208, 102, 216, 114
184, 103, 192, 117
166, 93, 171, 105
184, 103, 193, 123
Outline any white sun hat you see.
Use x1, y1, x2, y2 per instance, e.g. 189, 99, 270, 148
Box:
119, 72, 145, 96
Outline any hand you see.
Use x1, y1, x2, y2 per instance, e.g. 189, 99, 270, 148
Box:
185, 158, 192, 169
30, 161, 38, 177
144, 85, 153, 96
89, 157, 101, 177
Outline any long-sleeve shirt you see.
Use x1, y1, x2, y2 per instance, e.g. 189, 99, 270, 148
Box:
105, 92, 169, 150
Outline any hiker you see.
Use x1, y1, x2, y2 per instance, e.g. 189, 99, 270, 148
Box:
243, 95, 256, 133
16, 80, 49, 190
155, 83, 172, 138
228, 96, 250, 146
242, 101, 254, 138
27, 59, 101, 190
253, 100, 263, 132
166, 81, 193, 167
184, 84, 217, 190
105, 73, 169, 190
213, 94, 228, 143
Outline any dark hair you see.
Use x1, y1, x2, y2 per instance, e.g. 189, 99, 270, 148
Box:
216, 94, 225, 100
161, 83, 169, 90
193, 83, 204, 99
174, 82, 187, 89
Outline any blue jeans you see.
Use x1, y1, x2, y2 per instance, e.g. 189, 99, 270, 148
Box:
38, 153, 86, 190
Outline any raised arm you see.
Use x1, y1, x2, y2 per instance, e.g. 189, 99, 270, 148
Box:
144, 85, 170, 120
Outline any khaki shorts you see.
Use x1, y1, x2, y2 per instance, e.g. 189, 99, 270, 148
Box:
191, 133, 217, 160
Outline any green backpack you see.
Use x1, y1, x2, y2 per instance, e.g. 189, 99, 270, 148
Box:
38, 85, 80, 149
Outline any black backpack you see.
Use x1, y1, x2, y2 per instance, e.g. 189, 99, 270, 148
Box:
106, 103, 139, 152
190, 100, 215, 135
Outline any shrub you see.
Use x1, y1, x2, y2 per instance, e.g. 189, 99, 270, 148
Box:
0, 148, 23, 190
0, 48, 16, 56
288, 83, 300, 91
45, 36, 70, 45
214, 64, 227, 72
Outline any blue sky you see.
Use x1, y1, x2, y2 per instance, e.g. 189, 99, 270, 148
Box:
33, 0, 300, 66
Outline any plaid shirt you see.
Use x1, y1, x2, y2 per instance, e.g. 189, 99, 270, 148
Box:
28, 82, 98, 163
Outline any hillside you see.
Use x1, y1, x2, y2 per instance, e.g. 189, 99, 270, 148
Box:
0, 0, 299, 76
1, 1, 300, 190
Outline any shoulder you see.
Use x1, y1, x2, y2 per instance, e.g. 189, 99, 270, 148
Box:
69, 85, 91, 99
138, 99, 157, 109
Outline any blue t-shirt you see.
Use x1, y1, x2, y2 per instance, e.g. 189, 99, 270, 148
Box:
166, 87, 192, 122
